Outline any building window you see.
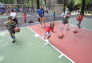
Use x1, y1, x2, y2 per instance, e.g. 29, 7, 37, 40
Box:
57, 0, 63, 4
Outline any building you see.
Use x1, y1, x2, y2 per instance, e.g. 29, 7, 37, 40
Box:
46, 0, 64, 14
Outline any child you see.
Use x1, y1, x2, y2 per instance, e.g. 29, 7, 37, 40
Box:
4, 17, 16, 43
10, 10, 18, 26
53, 11, 56, 21
43, 22, 55, 41
22, 12, 27, 23
76, 14, 84, 28
62, 12, 71, 31
37, 6, 45, 28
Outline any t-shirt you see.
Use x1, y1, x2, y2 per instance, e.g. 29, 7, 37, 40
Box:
37, 8, 44, 15
10, 12, 17, 18
44, 26, 51, 32
76, 15, 84, 21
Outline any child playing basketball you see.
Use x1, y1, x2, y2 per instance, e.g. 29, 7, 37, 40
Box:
50, 22, 55, 32
43, 22, 55, 41
62, 12, 71, 31
4, 17, 17, 43
37, 6, 45, 28
76, 14, 84, 28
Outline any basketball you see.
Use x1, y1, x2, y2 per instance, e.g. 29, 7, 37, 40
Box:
14, 27, 20, 32
58, 34, 64, 39
73, 29, 78, 33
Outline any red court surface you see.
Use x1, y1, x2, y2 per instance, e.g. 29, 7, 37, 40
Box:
28, 21, 92, 63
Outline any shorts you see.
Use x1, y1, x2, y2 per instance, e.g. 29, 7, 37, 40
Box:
44, 32, 51, 36
63, 21, 68, 24
39, 14, 44, 17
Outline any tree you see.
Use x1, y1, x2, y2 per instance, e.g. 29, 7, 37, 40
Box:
36, 0, 40, 9
74, 0, 91, 15
81, 0, 85, 15
67, 0, 75, 12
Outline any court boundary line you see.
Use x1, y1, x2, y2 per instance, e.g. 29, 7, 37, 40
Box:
27, 26, 76, 63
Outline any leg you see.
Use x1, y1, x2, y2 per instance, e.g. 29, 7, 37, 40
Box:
79, 21, 81, 28
66, 23, 69, 31
9, 30, 16, 43
54, 16, 55, 21
25, 19, 26, 23
42, 17, 46, 28
77, 21, 81, 28
43, 32, 46, 39
47, 32, 51, 40
40, 17, 43, 28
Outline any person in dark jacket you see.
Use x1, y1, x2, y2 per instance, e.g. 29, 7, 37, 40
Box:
4, 17, 16, 43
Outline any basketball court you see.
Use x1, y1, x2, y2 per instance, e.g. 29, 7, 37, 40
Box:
29, 21, 92, 63
0, 19, 92, 63
0, 27, 73, 63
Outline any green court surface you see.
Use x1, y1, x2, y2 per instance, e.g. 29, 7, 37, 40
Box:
69, 17, 92, 30
0, 27, 72, 63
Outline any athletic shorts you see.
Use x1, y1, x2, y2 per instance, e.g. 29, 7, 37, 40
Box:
39, 14, 44, 17
63, 21, 68, 24
44, 32, 51, 36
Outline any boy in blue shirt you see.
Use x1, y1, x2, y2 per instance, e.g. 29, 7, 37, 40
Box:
37, 6, 45, 28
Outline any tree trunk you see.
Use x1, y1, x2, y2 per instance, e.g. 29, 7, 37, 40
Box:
37, 0, 40, 9
81, 0, 85, 15
63, 0, 66, 13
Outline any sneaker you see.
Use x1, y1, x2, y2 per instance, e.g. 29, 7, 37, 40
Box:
12, 39, 15, 43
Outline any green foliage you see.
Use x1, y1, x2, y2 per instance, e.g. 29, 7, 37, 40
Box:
74, 0, 91, 5
0, 0, 35, 5
68, 0, 74, 4
74, 0, 82, 5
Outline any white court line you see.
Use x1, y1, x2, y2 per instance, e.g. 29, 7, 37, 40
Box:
27, 27, 76, 63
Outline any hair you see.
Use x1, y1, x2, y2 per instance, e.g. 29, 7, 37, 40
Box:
8, 16, 12, 19
50, 22, 55, 28
11, 10, 14, 12
8, 17, 13, 21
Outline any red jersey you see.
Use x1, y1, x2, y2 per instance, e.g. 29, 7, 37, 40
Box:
44, 26, 51, 32
76, 15, 84, 21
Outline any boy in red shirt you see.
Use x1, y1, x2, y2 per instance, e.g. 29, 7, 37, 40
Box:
43, 22, 55, 41
76, 14, 84, 28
